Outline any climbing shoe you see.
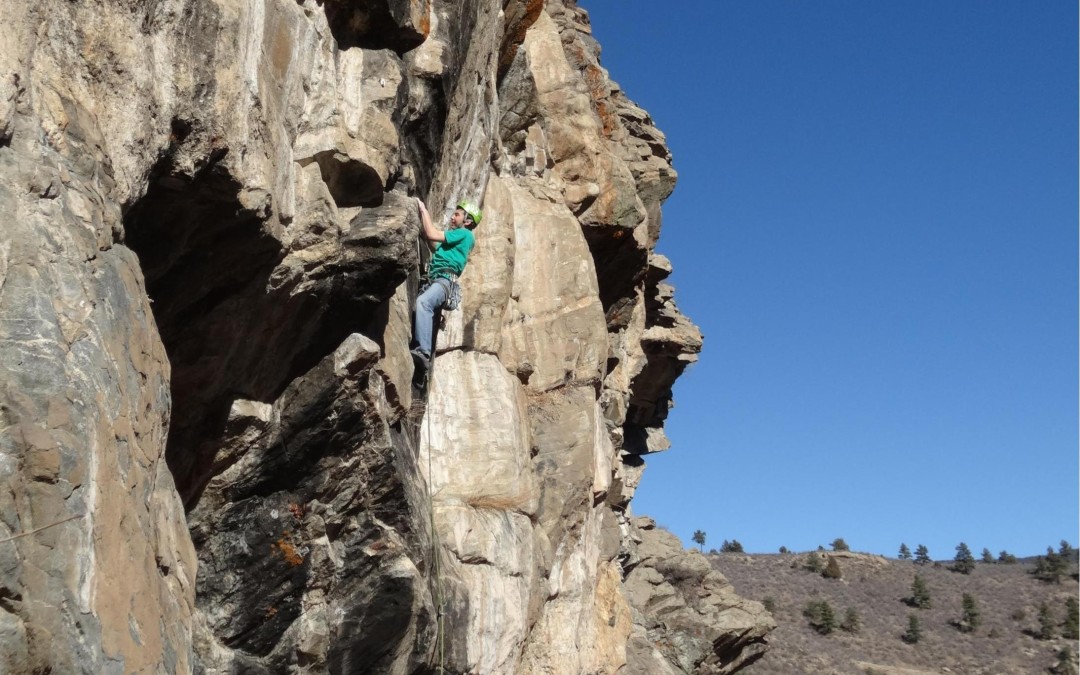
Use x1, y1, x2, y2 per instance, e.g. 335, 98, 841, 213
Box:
410, 348, 430, 372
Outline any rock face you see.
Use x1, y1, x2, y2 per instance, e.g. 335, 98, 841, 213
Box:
0, 0, 768, 673
623, 519, 775, 675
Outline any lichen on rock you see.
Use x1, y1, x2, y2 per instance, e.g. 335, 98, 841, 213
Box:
0, 0, 770, 673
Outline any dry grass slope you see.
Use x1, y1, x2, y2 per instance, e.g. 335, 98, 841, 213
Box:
710, 551, 1079, 675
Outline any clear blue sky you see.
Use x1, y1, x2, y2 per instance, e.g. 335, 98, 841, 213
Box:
583, 1, 1078, 559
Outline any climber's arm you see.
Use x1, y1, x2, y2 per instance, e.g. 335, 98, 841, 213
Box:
417, 198, 445, 243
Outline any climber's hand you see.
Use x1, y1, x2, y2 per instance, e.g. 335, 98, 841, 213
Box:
416, 198, 440, 241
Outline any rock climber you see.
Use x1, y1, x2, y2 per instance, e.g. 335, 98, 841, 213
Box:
410, 196, 481, 373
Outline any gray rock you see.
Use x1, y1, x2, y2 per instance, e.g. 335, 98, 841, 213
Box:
0, 0, 760, 673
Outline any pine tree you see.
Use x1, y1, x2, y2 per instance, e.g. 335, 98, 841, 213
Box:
998, 550, 1018, 564
820, 602, 836, 634
902, 614, 922, 644
907, 574, 931, 609
779, 546, 789, 554
1037, 602, 1056, 640
1060, 540, 1076, 558
958, 593, 981, 633
721, 539, 744, 553
1064, 596, 1079, 640
951, 542, 976, 574
841, 607, 861, 634
804, 600, 836, 635
914, 544, 931, 565
980, 547, 994, 563
1033, 546, 1069, 583
898, 543, 912, 560
692, 530, 706, 552
831, 537, 850, 552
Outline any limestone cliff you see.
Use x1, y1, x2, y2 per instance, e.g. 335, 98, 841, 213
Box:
0, 1, 773, 673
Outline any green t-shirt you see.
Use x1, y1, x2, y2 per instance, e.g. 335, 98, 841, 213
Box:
429, 228, 475, 277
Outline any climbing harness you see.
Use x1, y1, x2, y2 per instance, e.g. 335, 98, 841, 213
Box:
419, 273, 462, 313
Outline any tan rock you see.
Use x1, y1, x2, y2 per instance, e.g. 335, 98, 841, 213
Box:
622, 519, 776, 675
421, 350, 537, 511
498, 181, 607, 392
0, 1, 748, 674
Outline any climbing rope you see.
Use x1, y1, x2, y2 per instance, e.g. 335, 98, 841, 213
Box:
424, 320, 446, 675
415, 226, 447, 674
0, 513, 83, 545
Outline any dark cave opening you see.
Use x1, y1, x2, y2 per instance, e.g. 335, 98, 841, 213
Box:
122, 138, 418, 656
318, 0, 427, 53
123, 153, 286, 506
308, 150, 385, 208
582, 224, 648, 329
122, 139, 418, 509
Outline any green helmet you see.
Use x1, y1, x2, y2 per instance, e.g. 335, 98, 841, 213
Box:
456, 200, 482, 226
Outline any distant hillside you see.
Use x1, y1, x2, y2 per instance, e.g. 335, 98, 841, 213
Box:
710, 550, 1079, 674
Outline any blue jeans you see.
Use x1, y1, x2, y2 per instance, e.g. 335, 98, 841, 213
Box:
414, 279, 450, 357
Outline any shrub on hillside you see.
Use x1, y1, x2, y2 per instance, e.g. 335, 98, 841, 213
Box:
822, 556, 843, 580
1032, 547, 1070, 584
1037, 602, 1056, 640
955, 593, 981, 633
805, 551, 824, 573
1064, 597, 1079, 640
905, 573, 932, 609
902, 614, 922, 644
998, 550, 1018, 564
720, 539, 744, 553
831, 538, 850, 552
804, 599, 837, 635
841, 607, 861, 634
1050, 646, 1078, 675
